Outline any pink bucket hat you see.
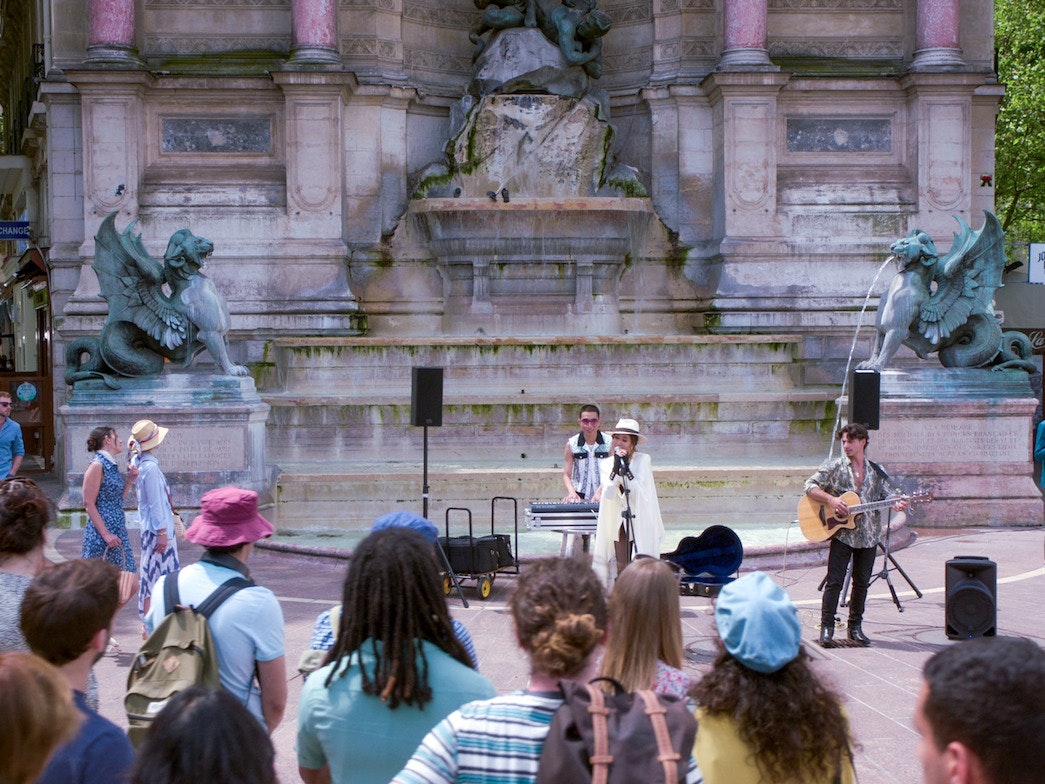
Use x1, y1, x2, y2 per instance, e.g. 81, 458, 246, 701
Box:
185, 487, 274, 548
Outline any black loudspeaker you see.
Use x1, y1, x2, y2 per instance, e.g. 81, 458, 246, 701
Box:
945, 556, 997, 639
411, 367, 443, 427
849, 369, 880, 430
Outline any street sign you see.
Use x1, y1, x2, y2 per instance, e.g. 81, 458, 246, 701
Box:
0, 222, 31, 240
1030, 243, 1045, 285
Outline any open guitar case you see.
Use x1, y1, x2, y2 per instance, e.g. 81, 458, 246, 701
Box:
661, 525, 744, 597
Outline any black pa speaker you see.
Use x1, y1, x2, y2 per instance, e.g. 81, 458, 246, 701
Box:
945, 556, 997, 639
411, 367, 443, 427
849, 369, 880, 430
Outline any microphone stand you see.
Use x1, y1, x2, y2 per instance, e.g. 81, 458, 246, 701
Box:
611, 453, 636, 568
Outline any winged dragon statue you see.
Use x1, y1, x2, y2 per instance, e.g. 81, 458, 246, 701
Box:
64, 212, 249, 388
859, 212, 1035, 374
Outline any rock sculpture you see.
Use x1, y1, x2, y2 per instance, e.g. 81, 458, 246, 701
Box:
65, 212, 249, 387
859, 212, 1035, 373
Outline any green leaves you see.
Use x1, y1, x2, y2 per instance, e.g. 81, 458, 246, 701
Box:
995, 0, 1045, 255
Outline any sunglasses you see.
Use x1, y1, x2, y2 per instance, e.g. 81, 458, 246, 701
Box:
580, 418, 599, 424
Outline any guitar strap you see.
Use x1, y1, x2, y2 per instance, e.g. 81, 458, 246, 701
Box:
867, 459, 890, 485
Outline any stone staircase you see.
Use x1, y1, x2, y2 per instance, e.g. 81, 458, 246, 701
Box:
255, 336, 841, 536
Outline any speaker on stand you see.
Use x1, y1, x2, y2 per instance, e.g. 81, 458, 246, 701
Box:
849, 369, 881, 430
411, 367, 443, 519
411, 367, 443, 427
945, 556, 997, 639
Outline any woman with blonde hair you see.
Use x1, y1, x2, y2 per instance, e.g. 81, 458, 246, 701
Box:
0, 651, 81, 784
598, 556, 693, 699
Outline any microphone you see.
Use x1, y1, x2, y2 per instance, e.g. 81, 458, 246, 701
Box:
620, 452, 634, 480
609, 452, 622, 480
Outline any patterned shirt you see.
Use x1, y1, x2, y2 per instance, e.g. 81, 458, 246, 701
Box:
568, 432, 609, 501
392, 691, 704, 784
804, 455, 894, 549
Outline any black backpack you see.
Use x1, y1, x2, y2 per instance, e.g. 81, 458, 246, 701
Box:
537, 678, 698, 784
125, 562, 253, 746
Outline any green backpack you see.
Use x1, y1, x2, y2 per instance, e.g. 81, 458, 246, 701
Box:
125, 570, 253, 746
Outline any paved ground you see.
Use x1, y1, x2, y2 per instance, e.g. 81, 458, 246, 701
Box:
50, 522, 1045, 784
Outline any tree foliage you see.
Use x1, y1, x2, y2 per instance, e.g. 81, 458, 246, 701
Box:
995, 0, 1045, 258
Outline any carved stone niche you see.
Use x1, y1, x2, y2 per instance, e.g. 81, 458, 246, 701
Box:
410, 196, 653, 336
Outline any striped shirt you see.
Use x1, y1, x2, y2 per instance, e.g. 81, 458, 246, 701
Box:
392, 691, 704, 784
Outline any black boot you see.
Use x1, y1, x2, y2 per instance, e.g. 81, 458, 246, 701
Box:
848, 624, 871, 646
818, 625, 835, 648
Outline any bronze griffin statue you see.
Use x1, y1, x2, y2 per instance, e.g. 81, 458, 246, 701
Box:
859, 212, 1035, 374
65, 212, 249, 387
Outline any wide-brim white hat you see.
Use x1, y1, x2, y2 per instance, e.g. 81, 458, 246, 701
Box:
607, 418, 645, 442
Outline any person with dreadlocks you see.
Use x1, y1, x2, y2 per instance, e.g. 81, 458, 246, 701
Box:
296, 527, 496, 784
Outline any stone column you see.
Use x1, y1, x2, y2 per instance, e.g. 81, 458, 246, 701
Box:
718, 0, 775, 70
85, 0, 141, 65
912, 0, 964, 70
290, 0, 340, 64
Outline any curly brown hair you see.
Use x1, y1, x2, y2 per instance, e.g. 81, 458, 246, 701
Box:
692, 646, 855, 781
509, 557, 607, 678
0, 477, 52, 558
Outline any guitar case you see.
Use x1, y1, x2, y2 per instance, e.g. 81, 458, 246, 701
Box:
661, 525, 744, 597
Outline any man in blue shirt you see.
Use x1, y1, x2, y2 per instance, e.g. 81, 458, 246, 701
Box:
20, 559, 136, 784
0, 392, 24, 477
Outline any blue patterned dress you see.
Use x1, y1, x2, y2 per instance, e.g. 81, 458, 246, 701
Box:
81, 452, 137, 571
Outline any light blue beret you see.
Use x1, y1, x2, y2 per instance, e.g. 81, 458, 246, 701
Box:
370, 511, 438, 544
715, 571, 802, 673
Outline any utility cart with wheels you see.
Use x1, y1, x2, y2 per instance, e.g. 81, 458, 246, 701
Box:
439, 497, 520, 602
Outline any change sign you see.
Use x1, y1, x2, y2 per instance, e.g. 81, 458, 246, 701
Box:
0, 222, 31, 240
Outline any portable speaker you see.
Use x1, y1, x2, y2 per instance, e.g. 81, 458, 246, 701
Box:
849, 369, 880, 430
945, 556, 997, 639
411, 367, 443, 427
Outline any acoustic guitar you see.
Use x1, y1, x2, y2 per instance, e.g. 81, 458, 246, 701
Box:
797, 490, 933, 542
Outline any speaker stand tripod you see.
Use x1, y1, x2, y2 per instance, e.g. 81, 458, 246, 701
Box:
818, 509, 922, 613
867, 508, 922, 612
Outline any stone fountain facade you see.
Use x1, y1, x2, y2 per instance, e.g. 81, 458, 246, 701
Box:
4, 0, 1041, 534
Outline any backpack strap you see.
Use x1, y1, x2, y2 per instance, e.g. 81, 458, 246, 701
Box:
637, 690, 681, 784
584, 683, 613, 784
163, 569, 182, 616
194, 576, 255, 619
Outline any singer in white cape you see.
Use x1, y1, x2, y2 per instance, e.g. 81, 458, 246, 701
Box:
592, 419, 665, 590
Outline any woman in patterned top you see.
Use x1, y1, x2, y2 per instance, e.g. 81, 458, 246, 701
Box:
393, 557, 706, 784
391, 557, 608, 784
598, 556, 694, 699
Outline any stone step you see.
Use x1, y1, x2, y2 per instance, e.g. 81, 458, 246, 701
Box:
262, 391, 839, 464
258, 335, 807, 396
271, 460, 824, 536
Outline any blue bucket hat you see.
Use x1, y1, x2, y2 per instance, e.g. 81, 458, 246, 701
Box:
370, 511, 438, 544
715, 571, 802, 674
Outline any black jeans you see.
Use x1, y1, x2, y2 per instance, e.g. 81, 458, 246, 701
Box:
821, 538, 877, 627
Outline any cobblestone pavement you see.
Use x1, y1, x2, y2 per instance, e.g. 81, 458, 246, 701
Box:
51, 523, 1044, 784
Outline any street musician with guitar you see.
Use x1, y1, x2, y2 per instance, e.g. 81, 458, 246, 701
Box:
804, 423, 908, 648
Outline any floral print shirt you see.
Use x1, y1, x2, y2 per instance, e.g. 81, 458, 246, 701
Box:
804, 455, 894, 549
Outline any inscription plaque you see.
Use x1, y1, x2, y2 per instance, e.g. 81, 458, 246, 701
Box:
162, 118, 272, 153
875, 418, 1027, 464
787, 118, 891, 153
158, 429, 247, 472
